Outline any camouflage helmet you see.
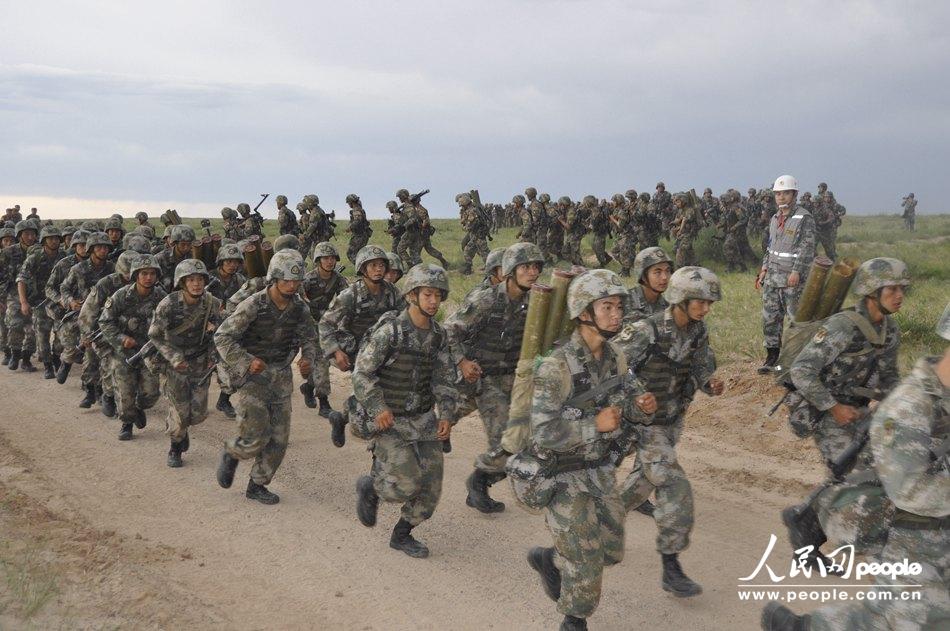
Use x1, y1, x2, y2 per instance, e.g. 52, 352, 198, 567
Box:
170, 224, 196, 244
396, 189, 410, 199
639, 192, 650, 202
69, 229, 90, 246
174, 258, 210, 288
400, 263, 449, 298
39, 224, 62, 242
130, 254, 161, 279
115, 250, 138, 278
104, 216, 125, 233
632, 247, 672, 283
611, 193, 625, 205
80, 220, 100, 232
216, 243, 244, 264
802, 191, 812, 200
236, 203, 251, 215
818, 182, 828, 190
313, 241, 340, 261
539, 193, 551, 204
567, 269, 628, 319
665, 266, 722, 304
582, 195, 597, 206
386, 251, 404, 274
625, 189, 637, 200
656, 182, 666, 189
851, 258, 911, 296
355, 244, 390, 275
61, 223, 75, 235
558, 196, 572, 206
704, 188, 713, 195
14, 220, 37, 238
276, 194, 288, 205
484, 247, 505, 277
135, 211, 149, 222
512, 194, 525, 205
457, 192, 472, 206
162, 225, 174, 240
86, 231, 113, 249
266, 249, 306, 282
136, 224, 156, 240
502, 242, 544, 277
273, 234, 300, 253
221, 207, 238, 220
0, 225, 14, 239
937, 303, 950, 341
110, 213, 123, 221
386, 200, 399, 211
525, 187, 537, 197
124, 234, 152, 254
345, 193, 360, 205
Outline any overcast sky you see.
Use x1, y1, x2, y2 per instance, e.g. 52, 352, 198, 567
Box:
2, 1, 947, 219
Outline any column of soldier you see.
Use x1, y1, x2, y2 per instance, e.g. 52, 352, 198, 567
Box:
0, 176, 945, 631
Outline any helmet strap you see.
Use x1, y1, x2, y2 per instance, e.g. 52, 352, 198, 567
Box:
579, 306, 618, 340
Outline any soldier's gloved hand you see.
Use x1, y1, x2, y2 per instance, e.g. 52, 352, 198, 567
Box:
635, 393, 657, 415
298, 358, 312, 378
436, 420, 451, 440
175, 361, 188, 372
595, 406, 621, 433
830, 403, 861, 425
376, 409, 394, 431
458, 358, 482, 383
787, 271, 800, 287
249, 357, 267, 374
707, 377, 724, 396
334, 350, 350, 372
121, 336, 137, 350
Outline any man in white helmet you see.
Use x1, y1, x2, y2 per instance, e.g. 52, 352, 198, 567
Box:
755, 175, 816, 374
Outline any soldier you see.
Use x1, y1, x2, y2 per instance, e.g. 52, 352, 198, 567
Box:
384, 251, 404, 285
901, 192, 917, 231
26, 207, 40, 222
156, 225, 196, 293
297, 202, 310, 234
526, 269, 647, 631
545, 193, 566, 264
0, 225, 26, 365
301, 242, 348, 416
237, 202, 264, 238
670, 193, 702, 268
416, 200, 449, 269
149, 259, 223, 467
103, 215, 125, 259
16, 225, 64, 377
755, 175, 816, 373
319, 245, 403, 446
221, 207, 245, 241
763, 303, 949, 631
276, 195, 299, 236
135, 211, 151, 228
214, 250, 317, 505
562, 196, 591, 266
345, 193, 373, 264
443, 242, 544, 513
298, 194, 334, 259
208, 243, 248, 418
718, 190, 749, 272
78, 250, 138, 418
1, 221, 40, 371
226, 235, 300, 314
653, 182, 673, 238
385, 200, 404, 254
354, 264, 458, 558
633, 192, 661, 248
589, 196, 614, 268
99, 254, 166, 440
813, 191, 840, 260
610, 193, 636, 276
513, 194, 532, 243
701, 187, 721, 224
526, 187, 548, 256
625, 247, 672, 326
458, 193, 490, 275
615, 266, 724, 598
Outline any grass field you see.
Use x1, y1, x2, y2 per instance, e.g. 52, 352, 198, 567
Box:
100, 213, 950, 371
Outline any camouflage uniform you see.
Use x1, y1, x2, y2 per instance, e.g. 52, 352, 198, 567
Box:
276, 196, 299, 236
760, 203, 816, 349
513, 195, 533, 243
44, 232, 87, 367
589, 201, 613, 268
221, 208, 246, 241
624, 285, 668, 325
563, 198, 591, 266
901, 194, 917, 231
215, 251, 318, 488
610, 195, 637, 276
652, 184, 673, 238
671, 197, 703, 268
345, 195, 372, 264
385, 202, 404, 255
527, 189, 548, 256
319, 277, 402, 365
16, 227, 64, 366
1, 229, 37, 360
701, 189, 721, 225
458, 194, 490, 275
60, 242, 115, 388
155, 225, 195, 293
302, 243, 348, 403
813, 193, 840, 260
718, 193, 749, 272
545, 198, 566, 264
633, 193, 661, 248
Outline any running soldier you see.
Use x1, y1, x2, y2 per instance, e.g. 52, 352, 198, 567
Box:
301, 242, 348, 417
562, 196, 591, 266
670, 193, 703, 268
156, 225, 195, 293
624, 247, 672, 326
589, 197, 613, 268
526, 188, 548, 257
1, 221, 39, 371
345, 193, 373, 264
633, 192, 661, 249
16, 225, 64, 377
610, 193, 636, 276
718, 190, 749, 272
458, 192, 490, 275
276, 195, 299, 236
901, 193, 917, 231
208, 242, 247, 418
48, 230, 90, 380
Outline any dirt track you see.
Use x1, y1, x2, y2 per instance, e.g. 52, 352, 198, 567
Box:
0, 362, 840, 630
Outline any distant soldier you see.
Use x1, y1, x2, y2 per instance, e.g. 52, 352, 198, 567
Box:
16, 225, 64, 377
149, 259, 223, 467
755, 175, 816, 373
652, 182, 673, 238
221, 207, 245, 241
385, 201, 404, 255
545, 194, 566, 264
156, 225, 196, 293
275, 195, 298, 236
215, 250, 317, 505
134, 211, 151, 228
813, 191, 841, 260
458, 193, 490, 275
1, 221, 40, 371
625, 247, 672, 327
225, 235, 300, 315
353, 264, 458, 559
589, 197, 614, 268
616, 266, 724, 598
701, 187, 721, 224
901, 193, 917, 231
98, 254, 166, 440
345, 194, 373, 264
237, 202, 264, 238
385, 251, 404, 285
46, 230, 89, 378
26, 207, 40, 222
301, 241, 348, 417
718, 191, 749, 272
610, 193, 637, 276
0, 224, 17, 364
103, 216, 126, 259
526, 187, 548, 256
671, 193, 702, 268
299, 194, 335, 259
562, 196, 592, 266
633, 192, 661, 248
514, 194, 532, 242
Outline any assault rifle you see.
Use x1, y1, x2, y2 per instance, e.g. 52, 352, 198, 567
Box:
469, 189, 494, 242
250, 194, 268, 224
398, 189, 430, 212
126, 341, 157, 366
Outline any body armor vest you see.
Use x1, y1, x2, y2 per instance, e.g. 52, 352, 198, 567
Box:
241, 291, 305, 364
350, 281, 399, 345
375, 317, 444, 416
470, 284, 527, 376
636, 313, 696, 426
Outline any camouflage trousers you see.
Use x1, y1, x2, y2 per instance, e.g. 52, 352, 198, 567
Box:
225, 366, 292, 485
722, 233, 747, 271
60, 319, 83, 364
0, 306, 6, 350
810, 523, 949, 630
390, 234, 402, 256
812, 411, 861, 464
461, 233, 489, 273
306, 354, 332, 398
674, 237, 696, 268
30, 309, 54, 362
562, 235, 584, 266
96, 347, 116, 397
370, 432, 444, 527
591, 233, 610, 267
546, 227, 564, 262
636, 230, 659, 249
112, 359, 160, 424
421, 235, 448, 266
346, 231, 371, 264
816, 226, 837, 260
4, 296, 35, 354
545, 465, 625, 619
535, 227, 549, 258
160, 359, 212, 443
396, 231, 420, 266
610, 234, 636, 275
80, 345, 101, 388
620, 422, 693, 554
472, 373, 516, 474
761, 283, 802, 349
904, 214, 915, 231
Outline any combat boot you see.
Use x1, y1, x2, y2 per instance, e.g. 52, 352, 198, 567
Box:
389, 518, 429, 558
7, 350, 21, 371
180, 432, 190, 453
318, 396, 335, 418
52, 356, 61, 372
167, 441, 183, 468
216, 450, 239, 488
436, 256, 450, 270
465, 469, 505, 513
560, 615, 587, 631
118, 423, 133, 441
1, 348, 10, 366
442, 436, 452, 453
356, 475, 379, 527
246, 480, 280, 505
133, 408, 147, 429
56, 361, 72, 383
20, 356, 37, 373
634, 499, 656, 517
760, 602, 810, 631
661, 553, 702, 597
43, 361, 55, 379
459, 264, 472, 276
101, 394, 117, 418
329, 411, 347, 448
527, 546, 561, 602
78, 384, 97, 408
215, 392, 236, 418
299, 382, 317, 409
758, 347, 780, 374
781, 505, 843, 576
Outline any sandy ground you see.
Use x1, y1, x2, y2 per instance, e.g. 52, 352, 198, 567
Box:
0, 361, 845, 630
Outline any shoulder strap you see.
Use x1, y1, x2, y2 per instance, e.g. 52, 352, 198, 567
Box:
840, 310, 886, 347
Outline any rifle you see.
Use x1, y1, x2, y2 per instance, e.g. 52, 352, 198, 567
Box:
828, 412, 872, 480
250, 194, 268, 224
469, 189, 494, 242
398, 189, 430, 212
200, 218, 212, 238
126, 341, 157, 366
59, 309, 80, 325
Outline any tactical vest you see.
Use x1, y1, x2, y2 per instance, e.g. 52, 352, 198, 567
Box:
636, 313, 698, 426
241, 291, 304, 364
77, 259, 115, 301
2, 245, 28, 296
821, 309, 893, 405
766, 207, 811, 275
350, 281, 398, 345
165, 292, 215, 356
115, 285, 164, 346
25, 250, 65, 303
307, 272, 346, 319
375, 317, 444, 415
470, 285, 527, 376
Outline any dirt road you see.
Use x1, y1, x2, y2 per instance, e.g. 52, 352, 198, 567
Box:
0, 362, 838, 630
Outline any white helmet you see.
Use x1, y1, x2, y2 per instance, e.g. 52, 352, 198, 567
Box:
773, 175, 799, 192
